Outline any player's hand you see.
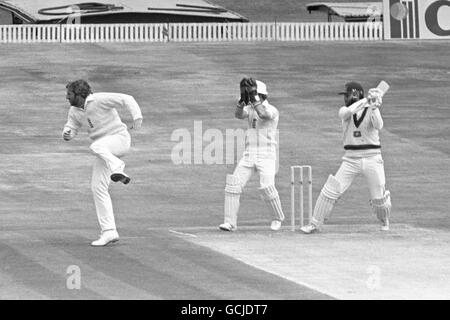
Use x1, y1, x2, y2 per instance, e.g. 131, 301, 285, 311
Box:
236, 100, 245, 109
63, 129, 72, 141
132, 118, 143, 131
367, 88, 383, 109
245, 78, 259, 103
239, 78, 250, 105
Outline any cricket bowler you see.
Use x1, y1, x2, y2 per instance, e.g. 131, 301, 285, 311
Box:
301, 82, 391, 233
62, 80, 143, 246
219, 78, 285, 232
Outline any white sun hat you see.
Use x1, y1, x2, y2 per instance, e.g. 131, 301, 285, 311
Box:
256, 80, 268, 95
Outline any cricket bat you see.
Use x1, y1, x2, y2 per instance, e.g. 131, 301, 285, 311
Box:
366, 80, 390, 109
376, 80, 390, 97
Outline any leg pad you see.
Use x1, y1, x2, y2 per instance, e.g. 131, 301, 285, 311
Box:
370, 190, 391, 222
259, 185, 285, 221
225, 174, 242, 194
322, 175, 341, 200
311, 191, 336, 228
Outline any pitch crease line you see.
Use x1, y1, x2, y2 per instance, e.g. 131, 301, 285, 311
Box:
168, 230, 198, 238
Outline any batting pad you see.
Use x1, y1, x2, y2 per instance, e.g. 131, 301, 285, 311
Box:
370, 190, 392, 222
225, 174, 242, 194
259, 185, 285, 221
224, 175, 242, 228
311, 192, 336, 228
322, 175, 341, 200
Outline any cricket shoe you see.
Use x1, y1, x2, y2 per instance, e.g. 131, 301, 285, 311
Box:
219, 223, 236, 232
270, 220, 282, 231
300, 224, 319, 234
380, 218, 390, 231
111, 172, 131, 184
91, 230, 120, 247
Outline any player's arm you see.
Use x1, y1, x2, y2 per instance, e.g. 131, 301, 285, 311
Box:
338, 98, 368, 120
252, 101, 275, 120
370, 108, 384, 130
120, 94, 143, 130
101, 93, 143, 130
62, 108, 81, 141
235, 102, 249, 119
367, 88, 384, 129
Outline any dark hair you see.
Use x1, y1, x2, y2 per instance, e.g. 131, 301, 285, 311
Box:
66, 79, 92, 98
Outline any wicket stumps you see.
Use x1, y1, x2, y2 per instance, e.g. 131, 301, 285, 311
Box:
290, 165, 313, 231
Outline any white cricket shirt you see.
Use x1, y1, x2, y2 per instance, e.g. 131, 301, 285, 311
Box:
64, 92, 142, 141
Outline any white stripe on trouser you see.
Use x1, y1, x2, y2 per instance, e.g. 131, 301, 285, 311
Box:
370, 190, 391, 222
89, 132, 130, 232
311, 192, 336, 228
224, 175, 242, 228
259, 185, 285, 221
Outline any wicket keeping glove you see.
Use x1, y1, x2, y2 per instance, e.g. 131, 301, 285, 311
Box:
245, 78, 259, 104
239, 78, 250, 105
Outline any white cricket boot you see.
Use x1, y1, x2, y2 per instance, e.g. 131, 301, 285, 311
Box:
219, 222, 236, 232
91, 229, 120, 246
380, 218, 390, 231
300, 224, 319, 234
270, 220, 282, 231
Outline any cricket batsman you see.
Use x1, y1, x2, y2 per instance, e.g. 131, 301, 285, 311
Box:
62, 80, 143, 246
301, 81, 391, 233
219, 78, 285, 232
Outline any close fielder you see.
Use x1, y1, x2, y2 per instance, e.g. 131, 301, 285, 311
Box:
219, 78, 285, 232
62, 80, 143, 246
301, 82, 391, 234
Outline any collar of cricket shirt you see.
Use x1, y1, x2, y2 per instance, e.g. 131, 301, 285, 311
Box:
83, 94, 95, 110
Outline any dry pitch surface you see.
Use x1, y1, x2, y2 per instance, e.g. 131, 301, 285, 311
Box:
0, 40, 449, 300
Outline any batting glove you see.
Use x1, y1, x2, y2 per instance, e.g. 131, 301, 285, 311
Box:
367, 88, 383, 109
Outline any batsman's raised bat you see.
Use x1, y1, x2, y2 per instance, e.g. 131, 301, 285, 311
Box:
376, 80, 390, 96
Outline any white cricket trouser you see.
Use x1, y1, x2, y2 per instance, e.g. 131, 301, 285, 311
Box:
89, 130, 131, 232
234, 156, 276, 188
335, 154, 386, 199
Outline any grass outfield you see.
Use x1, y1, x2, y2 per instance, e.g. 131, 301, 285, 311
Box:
0, 41, 449, 299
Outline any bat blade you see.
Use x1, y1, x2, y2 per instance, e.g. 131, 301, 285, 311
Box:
376, 80, 390, 96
